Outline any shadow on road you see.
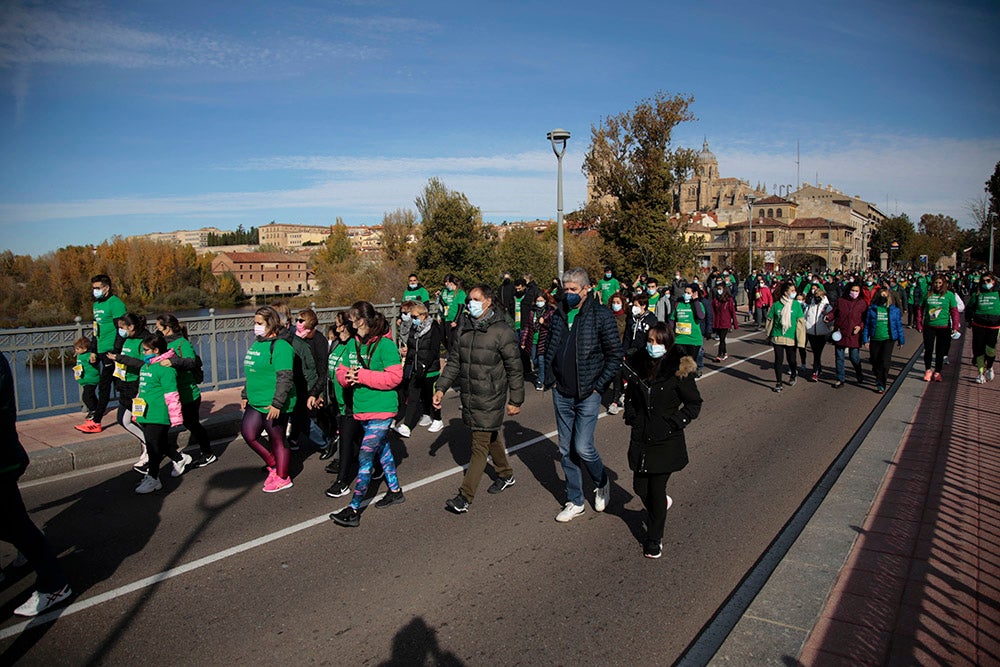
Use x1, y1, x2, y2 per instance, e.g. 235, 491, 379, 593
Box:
378, 616, 465, 667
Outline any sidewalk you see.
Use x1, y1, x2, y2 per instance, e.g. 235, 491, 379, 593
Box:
17, 386, 246, 481
709, 330, 997, 665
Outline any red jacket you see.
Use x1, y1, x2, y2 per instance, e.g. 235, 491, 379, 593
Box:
826, 296, 867, 348
711, 296, 740, 331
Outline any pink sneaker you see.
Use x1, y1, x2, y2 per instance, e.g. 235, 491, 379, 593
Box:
263, 475, 293, 493
933, 372, 943, 383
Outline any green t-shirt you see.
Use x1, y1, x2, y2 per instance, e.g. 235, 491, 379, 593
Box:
328, 340, 352, 413
647, 292, 661, 313
672, 302, 703, 346
567, 306, 581, 330
350, 336, 401, 415
597, 277, 620, 304
767, 300, 804, 339
167, 336, 201, 403
115, 337, 144, 383
403, 285, 430, 304
873, 306, 890, 341
135, 362, 178, 425
74, 352, 100, 386
922, 292, 957, 328
441, 288, 467, 322
92, 295, 127, 353
244, 338, 297, 413
972, 290, 1000, 317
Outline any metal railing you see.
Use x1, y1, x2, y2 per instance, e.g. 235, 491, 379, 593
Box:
0, 301, 414, 419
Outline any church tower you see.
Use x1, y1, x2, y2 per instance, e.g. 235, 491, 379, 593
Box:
695, 139, 719, 209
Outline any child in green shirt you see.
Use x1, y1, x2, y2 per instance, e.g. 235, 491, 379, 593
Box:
133, 332, 186, 494
72, 337, 100, 424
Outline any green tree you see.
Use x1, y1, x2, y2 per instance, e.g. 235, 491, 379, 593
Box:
495, 227, 554, 285
317, 220, 355, 265
918, 213, 962, 259
215, 271, 244, 307
583, 91, 700, 279
414, 178, 489, 287
869, 214, 915, 265
380, 208, 418, 262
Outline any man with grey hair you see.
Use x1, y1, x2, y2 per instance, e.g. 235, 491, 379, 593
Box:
544, 267, 623, 522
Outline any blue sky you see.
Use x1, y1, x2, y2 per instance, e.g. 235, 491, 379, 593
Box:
1, 0, 998, 256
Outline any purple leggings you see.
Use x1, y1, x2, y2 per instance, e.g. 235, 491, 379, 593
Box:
241, 407, 290, 479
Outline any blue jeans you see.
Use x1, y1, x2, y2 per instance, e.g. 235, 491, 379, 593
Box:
834, 346, 861, 381
552, 390, 606, 507
531, 343, 545, 387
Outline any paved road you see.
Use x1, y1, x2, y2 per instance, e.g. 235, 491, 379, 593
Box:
0, 331, 921, 665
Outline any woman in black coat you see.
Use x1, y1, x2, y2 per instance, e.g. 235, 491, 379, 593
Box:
621, 322, 703, 559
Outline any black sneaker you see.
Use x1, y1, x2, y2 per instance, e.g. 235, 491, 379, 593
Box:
643, 540, 663, 559
787, 377, 797, 387
445, 493, 470, 513
330, 507, 360, 527
133, 463, 150, 475
325, 482, 351, 498
772, 383, 783, 393
324, 458, 340, 475
374, 489, 405, 509
487, 475, 515, 494
192, 453, 217, 468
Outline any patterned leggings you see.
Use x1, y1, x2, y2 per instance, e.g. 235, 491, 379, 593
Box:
351, 418, 400, 509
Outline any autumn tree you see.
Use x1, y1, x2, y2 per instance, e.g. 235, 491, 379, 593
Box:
495, 227, 554, 285
918, 213, 962, 260
380, 208, 418, 263
583, 91, 700, 278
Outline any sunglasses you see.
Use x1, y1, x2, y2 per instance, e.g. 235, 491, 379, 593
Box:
296, 318, 306, 323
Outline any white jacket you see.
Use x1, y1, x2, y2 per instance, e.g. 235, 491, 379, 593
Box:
803, 297, 833, 336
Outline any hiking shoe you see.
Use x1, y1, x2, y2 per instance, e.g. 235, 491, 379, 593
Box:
263, 474, 293, 493
330, 507, 360, 527
555, 502, 586, 523
594, 477, 611, 512
394, 423, 411, 438
427, 420, 444, 433
13, 585, 72, 617
135, 475, 162, 494
923, 368, 934, 382
171, 452, 192, 478
375, 489, 405, 508
445, 493, 470, 513
643, 540, 663, 559
324, 458, 340, 475
933, 372, 943, 382
976, 373, 986, 384
487, 475, 515, 494
772, 383, 783, 393
191, 453, 217, 469
418, 415, 433, 427
325, 481, 351, 498
607, 402, 620, 415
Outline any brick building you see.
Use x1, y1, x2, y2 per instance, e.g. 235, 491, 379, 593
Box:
211, 252, 314, 296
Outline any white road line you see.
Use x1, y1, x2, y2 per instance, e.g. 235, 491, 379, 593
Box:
4, 337, 775, 639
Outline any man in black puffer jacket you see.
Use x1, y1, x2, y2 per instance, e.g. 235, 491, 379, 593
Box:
434, 284, 524, 514
544, 267, 623, 522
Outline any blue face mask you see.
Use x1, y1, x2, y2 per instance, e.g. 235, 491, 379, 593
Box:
683, 294, 692, 302
611, 302, 622, 312
143, 352, 155, 362
467, 301, 485, 318
646, 343, 666, 359
118, 327, 128, 338
564, 292, 582, 309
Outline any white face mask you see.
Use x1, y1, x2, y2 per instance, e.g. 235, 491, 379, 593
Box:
92, 288, 104, 299
632, 305, 644, 317
253, 323, 266, 337
408, 283, 418, 289
535, 300, 545, 308
117, 327, 128, 338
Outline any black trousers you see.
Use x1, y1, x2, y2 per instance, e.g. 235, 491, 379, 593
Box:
334, 415, 366, 487
81, 384, 98, 419
922, 327, 951, 372
93, 352, 115, 422
772, 343, 798, 383
0, 468, 67, 594
142, 422, 180, 480
869, 339, 894, 387
633, 472, 671, 543
182, 397, 212, 455
807, 334, 828, 374
972, 326, 999, 370
402, 374, 441, 429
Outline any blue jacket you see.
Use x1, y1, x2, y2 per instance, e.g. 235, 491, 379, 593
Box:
861, 304, 905, 345
544, 294, 623, 399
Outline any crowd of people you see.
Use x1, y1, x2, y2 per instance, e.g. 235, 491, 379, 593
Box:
3, 263, 997, 616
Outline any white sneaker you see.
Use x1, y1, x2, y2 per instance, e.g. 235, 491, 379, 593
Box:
944, 355, 949, 365
555, 502, 586, 522
976, 373, 987, 384
988, 368, 996, 382
13, 585, 72, 617
394, 423, 411, 438
607, 403, 620, 415
135, 447, 149, 467
666, 495, 674, 510
171, 452, 192, 478
594, 477, 611, 512
427, 420, 444, 433
135, 474, 162, 494
418, 415, 433, 427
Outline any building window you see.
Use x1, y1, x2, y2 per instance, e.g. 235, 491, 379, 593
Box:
751, 232, 757, 243
776, 208, 783, 218
767, 208, 774, 218
821, 233, 829, 240
796, 233, 805, 240
759, 210, 764, 219
765, 231, 774, 243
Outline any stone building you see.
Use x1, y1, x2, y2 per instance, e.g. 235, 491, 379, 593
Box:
787, 183, 886, 269
258, 222, 333, 249
678, 140, 766, 222
136, 227, 225, 247
211, 252, 314, 296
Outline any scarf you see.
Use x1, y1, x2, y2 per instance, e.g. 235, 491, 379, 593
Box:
414, 316, 433, 338
780, 295, 794, 332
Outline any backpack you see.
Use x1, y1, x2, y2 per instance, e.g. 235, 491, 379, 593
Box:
193, 354, 205, 384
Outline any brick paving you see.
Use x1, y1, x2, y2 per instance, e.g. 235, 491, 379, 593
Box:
799, 331, 999, 665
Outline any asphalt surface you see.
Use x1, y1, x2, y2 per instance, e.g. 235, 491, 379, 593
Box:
0, 330, 922, 666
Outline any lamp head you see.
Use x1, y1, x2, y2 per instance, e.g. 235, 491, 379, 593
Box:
547, 128, 571, 142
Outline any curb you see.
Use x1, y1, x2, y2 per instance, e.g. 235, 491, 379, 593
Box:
20, 413, 245, 482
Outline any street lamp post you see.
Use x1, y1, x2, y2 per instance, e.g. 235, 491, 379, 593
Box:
746, 194, 757, 276
547, 128, 571, 278
827, 218, 832, 270
990, 212, 997, 272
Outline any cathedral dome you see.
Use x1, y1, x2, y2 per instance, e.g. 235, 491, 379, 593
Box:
697, 139, 717, 164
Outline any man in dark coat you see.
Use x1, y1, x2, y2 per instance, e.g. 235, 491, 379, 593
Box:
544, 267, 622, 522
1, 352, 72, 616
434, 284, 524, 514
